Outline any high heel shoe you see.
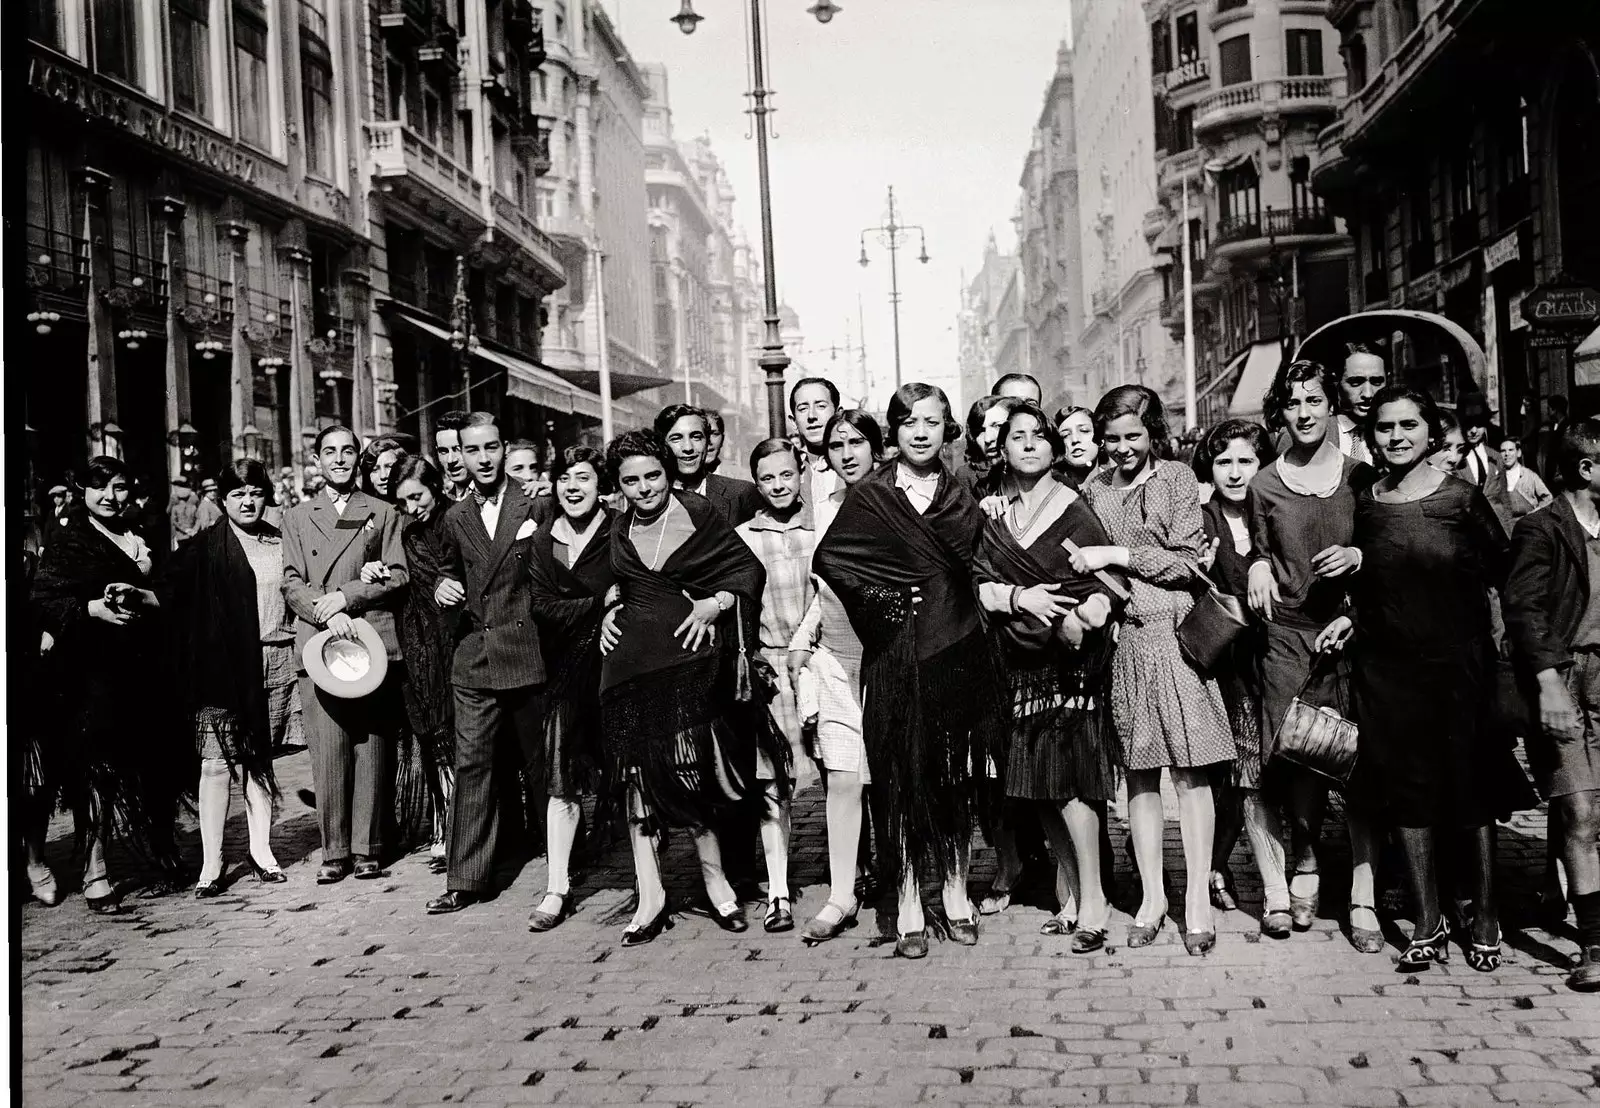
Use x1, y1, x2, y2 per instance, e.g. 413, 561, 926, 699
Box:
893, 929, 929, 959
1397, 917, 1450, 972
1183, 930, 1216, 956
1464, 926, 1502, 972
1209, 870, 1237, 912
1127, 909, 1167, 948
710, 900, 748, 933
1345, 903, 1384, 954
939, 914, 979, 946
801, 900, 860, 946
195, 880, 223, 899
621, 902, 674, 947
763, 897, 794, 933
1289, 871, 1320, 931
249, 857, 287, 884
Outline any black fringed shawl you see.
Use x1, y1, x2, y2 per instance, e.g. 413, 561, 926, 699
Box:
600, 492, 771, 828
527, 511, 616, 796
399, 512, 456, 754
161, 521, 281, 790
811, 463, 1009, 886
30, 514, 187, 864
974, 495, 1128, 799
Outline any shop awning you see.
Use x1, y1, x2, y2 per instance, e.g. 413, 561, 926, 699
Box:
1577, 323, 1600, 366
1198, 347, 1250, 403
547, 367, 673, 400
1228, 342, 1285, 420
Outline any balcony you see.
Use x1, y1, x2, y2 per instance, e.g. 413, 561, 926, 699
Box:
511, 113, 553, 176
1194, 76, 1344, 136
416, 14, 460, 75
1335, 0, 1462, 151
1157, 146, 1202, 200
1362, 268, 1389, 305
377, 0, 433, 42
365, 121, 484, 226
489, 191, 564, 288
1211, 207, 1342, 260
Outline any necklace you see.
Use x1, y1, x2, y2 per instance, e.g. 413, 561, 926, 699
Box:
630, 498, 675, 571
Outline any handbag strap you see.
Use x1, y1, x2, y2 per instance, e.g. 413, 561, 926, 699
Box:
1057, 536, 1132, 602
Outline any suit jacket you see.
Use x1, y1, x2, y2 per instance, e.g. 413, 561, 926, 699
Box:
1464, 445, 1516, 531
281, 489, 409, 660
1504, 494, 1591, 678
684, 473, 762, 527
438, 482, 545, 690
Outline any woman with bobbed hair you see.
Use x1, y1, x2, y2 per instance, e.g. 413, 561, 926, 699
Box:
162, 459, 297, 895
525, 446, 617, 932
30, 456, 187, 911
359, 436, 409, 501
1054, 405, 1100, 489
598, 429, 773, 944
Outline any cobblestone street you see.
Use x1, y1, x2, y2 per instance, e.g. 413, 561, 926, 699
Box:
18, 749, 1600, 1107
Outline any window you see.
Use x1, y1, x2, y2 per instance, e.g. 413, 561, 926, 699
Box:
1290, 156, 1320, 215
171, 0, 211, 116
1219, 161, 1260, 227
302, 54, 334, 177
386, 56, 405, 122
1175, 12, 1199, 65
423, 89, 442, 146
1218, 35, 1252, 86
1286, 29, 1323, 76
1495, 99, 1530, 229
1173, 106, 1195, 153
1407, 171, 1435, 274
1150, 19, 1172, 75
1345, 34, 1368, 88
94, 0, 141, 83
1217, 0, 1247, 10
1451, 147, 1476, 219
234, 0, 271, 148
1396, 0, 1420, 38
30, 0, 63, 48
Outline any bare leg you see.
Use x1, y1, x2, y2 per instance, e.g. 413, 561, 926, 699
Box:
1347, 812, 1379, 932
244, 772, 280, 871
759, 782, 791, 902
941, 837, 973, 922
627, 790, 666, 930
1172, 767, 1216, 934
1125, 769, 1167, 924
823, 770, 864, 914
1046, 801, 1099, 927
694, 829, 737, 910
541, 796, 582, 914
896, 864, 924, 935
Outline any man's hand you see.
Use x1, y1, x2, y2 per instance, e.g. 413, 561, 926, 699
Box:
359, 560, 391, 584
435, 577, 465, 607
312, 590, 350, 624
1538, 671, 1582, 743
1015, 583, 1074, 626
1076, 593, 1112, 629
1311, 545, 1361, 578
979, 494, 1007, 521
1247, 561, 1279, 621
87, 598, 132, 626
325, 612, 358, 641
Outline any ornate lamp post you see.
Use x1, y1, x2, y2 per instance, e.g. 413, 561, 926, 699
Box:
671, 0, 840, 437
858, 185, 929, 391
448, 255, 473, 410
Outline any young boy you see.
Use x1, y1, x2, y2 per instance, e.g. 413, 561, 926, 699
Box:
1505, 417, 1600, 991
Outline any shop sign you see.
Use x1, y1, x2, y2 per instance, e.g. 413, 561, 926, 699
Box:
29, 54, 258, 186
1483, 286, 1499, 414
1484, 228, 1521, 274
1509, 290, 1527, 331
1408, 271, 1441, 305
1441, 255, 1478, 294
1523, 283, 1600, 328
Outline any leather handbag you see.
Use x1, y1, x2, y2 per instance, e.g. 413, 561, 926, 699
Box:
1175, 567, 1249, 673
1273, 657, 1359, 786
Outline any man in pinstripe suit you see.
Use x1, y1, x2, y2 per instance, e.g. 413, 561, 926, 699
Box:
425, 412, 546, 914
281, 426, 409, 884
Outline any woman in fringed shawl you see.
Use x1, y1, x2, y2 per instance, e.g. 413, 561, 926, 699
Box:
812, 382, 1009, 960
524, 446, 616, 933
162, 460, 292, 896
29, 457, 189, 912
599, 429, 775, 945
972, 402, 1127, 953
388, 457, 458, 869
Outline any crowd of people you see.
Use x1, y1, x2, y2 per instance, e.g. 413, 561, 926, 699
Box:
15, 359, 1600, 992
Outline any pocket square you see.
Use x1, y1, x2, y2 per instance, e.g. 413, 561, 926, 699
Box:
515, 519, 538, 540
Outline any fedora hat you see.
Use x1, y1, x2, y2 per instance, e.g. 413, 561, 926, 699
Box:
302, 617, 388, 699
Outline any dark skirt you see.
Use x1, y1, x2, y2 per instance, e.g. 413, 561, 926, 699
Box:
1349, 637, 1536, 827
1003, 658, 1117, 803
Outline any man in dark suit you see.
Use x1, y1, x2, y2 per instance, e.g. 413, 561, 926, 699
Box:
656, 403, 761, 525
282, 426, 409, 883
1504, 417, 1600, 991
425, 411, 546, 914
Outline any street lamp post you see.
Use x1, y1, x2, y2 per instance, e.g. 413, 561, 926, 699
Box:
448, 255, 473, 410
857, 185, 929, 391
671, 0, 840, 438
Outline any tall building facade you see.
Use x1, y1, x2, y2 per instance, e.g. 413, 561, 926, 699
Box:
1070, 0, 1185, 416
1145, 0, 1352, 426
957, 234, 1028, 412
1313, 0, 1600, 427
1017, 42, 1089, 412
24, 0, 372, 494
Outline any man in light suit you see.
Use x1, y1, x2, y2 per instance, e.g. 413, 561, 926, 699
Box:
425, 412, 547, 914
282, 425, 409, 883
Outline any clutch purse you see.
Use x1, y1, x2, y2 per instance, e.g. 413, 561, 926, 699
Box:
1273, 659, 1359, 786
1175, 568, 1249, 672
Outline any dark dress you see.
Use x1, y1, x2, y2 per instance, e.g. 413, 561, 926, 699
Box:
29, 514, 188, 867
526, 513, 616, 798
1347, 476, 1536, 826
600, 492, 771, 832
1201, 499, 1267, 788
975, 493, 1126, 802
394, 511, 457, 847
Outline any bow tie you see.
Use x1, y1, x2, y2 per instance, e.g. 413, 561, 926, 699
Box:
472, 485, 503, 507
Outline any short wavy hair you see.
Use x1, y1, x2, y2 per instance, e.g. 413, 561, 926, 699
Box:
216, 458, 279, 507
994, 401, 1065, 472
551, 444, 612, 492
389, 455, 446, 503
822, 409, 885, 460
653, 404, 709, 439
1363, 384, 1446, 458
1191, 419, 1277, 482
605, 429, 672, 486
749, 437, 804, 476
1262, 359, 1339, 433
1093, 385, 1171, 459
886, 382, 961, 446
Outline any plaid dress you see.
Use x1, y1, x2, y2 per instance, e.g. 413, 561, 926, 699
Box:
736, 510, 820, 791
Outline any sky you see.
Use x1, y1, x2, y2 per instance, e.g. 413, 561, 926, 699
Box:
600, 0, 1073, 411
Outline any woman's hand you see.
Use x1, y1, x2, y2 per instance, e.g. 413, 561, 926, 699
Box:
599, 605, 623, 655
1015, 583, 1074, 626
435, 577, 465, 607
359, 560, 392, 584
104, 583, 157, 611
1068, 545, 1118, 574
979, 494, 1007, 521
1311, 545, 1361, 578
1076, 593, 1112, 630
1313, 615, 1354, 653
1247, 561, 1279, 621
674, 592, 722, 652
1198, 535, 1221, 572
787, 649, 813, 688
87, 598, 132, 626
1538, 671, 1581, 742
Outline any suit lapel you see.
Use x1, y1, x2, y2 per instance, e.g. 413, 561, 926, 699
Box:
322, 491, 375, 575
1553, 495, 1587, 570
484, 486, 531, 580
307, 497, 339, 542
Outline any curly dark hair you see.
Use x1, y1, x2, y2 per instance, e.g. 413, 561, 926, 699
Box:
358, 436, 408, 499
216, 458, 279, 506
1191, 419, 1277, 482
1262, 359, 1339, 433
1093, 385, 1171, 459
887, 382, 962, 445
994, 401, 1065, 474
653, 404, 710, 439
551, 445, 611, 492
605, 428, 672, 486
822, 409, 885, 460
